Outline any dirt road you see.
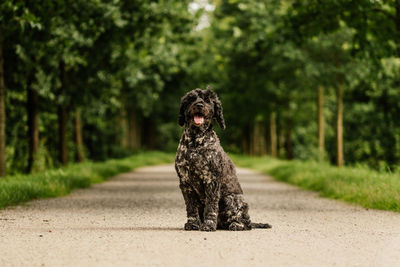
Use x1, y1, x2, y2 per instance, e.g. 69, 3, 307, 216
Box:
1, 164, 399, 266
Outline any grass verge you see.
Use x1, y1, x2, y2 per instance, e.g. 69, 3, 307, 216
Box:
0, 151, 174, 209
231, 154, 400, 212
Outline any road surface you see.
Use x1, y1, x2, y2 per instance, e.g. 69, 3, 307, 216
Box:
1, 164, 400, 266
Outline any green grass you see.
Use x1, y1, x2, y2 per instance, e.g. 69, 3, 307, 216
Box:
0, 151, 174, 209
231, 154, 400, 212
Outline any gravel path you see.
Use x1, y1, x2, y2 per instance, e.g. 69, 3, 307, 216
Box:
1, 164, 400, 267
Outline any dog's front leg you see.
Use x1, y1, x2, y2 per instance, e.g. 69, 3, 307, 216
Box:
201, 179, 220, 231
179, 183, 202, 230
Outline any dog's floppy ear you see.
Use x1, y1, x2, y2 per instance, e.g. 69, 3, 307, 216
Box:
205, 86, 226, 130
178, 90, 196, 126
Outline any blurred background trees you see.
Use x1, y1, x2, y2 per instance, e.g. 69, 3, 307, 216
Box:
0, 0, 399, 176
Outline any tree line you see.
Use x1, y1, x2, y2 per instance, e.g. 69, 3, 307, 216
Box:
210, 0, 400, 170
0, 0, 198, 176
1, 0, 400, 177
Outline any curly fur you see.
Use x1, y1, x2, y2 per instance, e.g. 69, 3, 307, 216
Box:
175, 86, 271, 231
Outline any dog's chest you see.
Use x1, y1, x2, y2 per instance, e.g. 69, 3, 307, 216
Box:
175, 132, 221, 185
176, 146, 212, 183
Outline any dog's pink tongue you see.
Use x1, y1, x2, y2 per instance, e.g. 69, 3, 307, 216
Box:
194, 116, 204, 125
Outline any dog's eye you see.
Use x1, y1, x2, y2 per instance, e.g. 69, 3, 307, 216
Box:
203, 95, 211, 103
186, 94, 197, 103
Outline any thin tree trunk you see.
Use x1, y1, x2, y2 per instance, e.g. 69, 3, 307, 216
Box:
249, 125, 254, 156
253, 123, 259, 155
58, 60, 67, 165
128, 107, 141, 151
27, 74, 39, 172
336, 83, 344, 167
285, 120, 293, 159
285, 100, 293, 160
0, 32, 6, 177
74, 108, 84, 162
269, 112, 277, 157
143, 117, 156, 150
396, 1, 400, 42
317, 85, 325, 161
252, 120, 267, 156
58, 107, 67, 165
120, 91, 129, 149
395, 1, 400, 164
241, 126, 250, 154
277, 116, 285, 158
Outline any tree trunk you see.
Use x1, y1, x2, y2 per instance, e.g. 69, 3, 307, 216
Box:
58, 60, 68, 165
253, 123, 259, 156
120, 114, 129, 149
143, 117, 157, 150
241, 126, 250, 154
336, 83, 344, 167
249, 125, 254, 155
277, 116, 285, 158
396, 1, 400, 43
0, 32, 6, 177
317, 86, 325, 161
252, 120, 267, 156
395, 1, 400, 164
27, 74, 39, 172
58, 106, 67, 165
120, 91, 129, 149
285, 100, 293, 160
269, 112, 277, 157
74, 108, 84, 162
128, 107, 141, 151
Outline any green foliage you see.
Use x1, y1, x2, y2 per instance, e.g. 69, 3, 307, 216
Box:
2, 0, 400, 175
2, 0, 197, 173
232, 155, 400, 212
156, 122, 183, 152
206, 0, 400, 169
0, 151, 174, 209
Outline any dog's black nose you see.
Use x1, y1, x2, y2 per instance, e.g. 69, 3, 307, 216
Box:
196, 102, 204, 108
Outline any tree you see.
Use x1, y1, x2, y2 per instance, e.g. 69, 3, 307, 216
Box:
0, 29, 5, 176
0, 1, 41, 175
317, 86, 325, 162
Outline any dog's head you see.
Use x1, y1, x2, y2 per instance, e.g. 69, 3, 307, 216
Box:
178, 86, 225, 132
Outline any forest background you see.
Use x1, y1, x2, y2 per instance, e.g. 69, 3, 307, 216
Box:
1, 0, 400, 177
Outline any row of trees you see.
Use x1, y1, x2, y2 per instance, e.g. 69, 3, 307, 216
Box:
1, 0, 400, 176
209, 0, 400, 169
0, 0, 201, 176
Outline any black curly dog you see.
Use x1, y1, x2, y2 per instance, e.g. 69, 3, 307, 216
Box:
175, 86, 272, 231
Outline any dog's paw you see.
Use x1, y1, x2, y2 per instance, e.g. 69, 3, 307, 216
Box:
228, 222, 245, 231
184, 219, 200, 231
200, 220, 216, 232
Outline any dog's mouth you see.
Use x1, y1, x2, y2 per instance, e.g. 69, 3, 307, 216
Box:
193, 114, 205, 125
